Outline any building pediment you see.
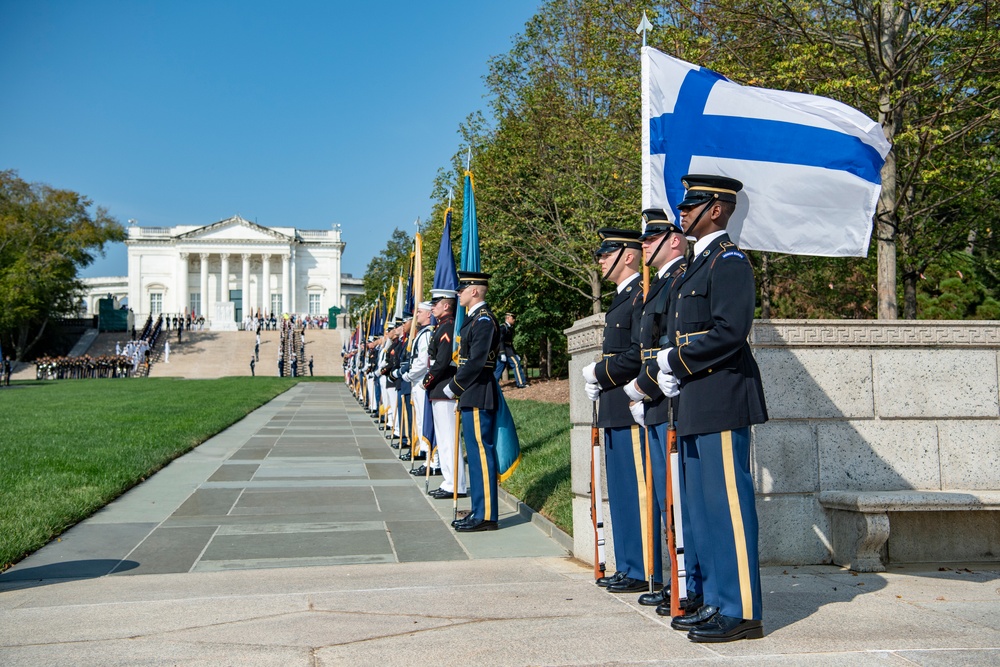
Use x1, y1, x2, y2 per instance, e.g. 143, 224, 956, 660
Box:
176, 216, 293, 243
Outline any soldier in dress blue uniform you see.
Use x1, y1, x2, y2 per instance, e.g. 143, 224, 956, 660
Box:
444, 271, 503, 532
581, 229, 649, 594
621, 209, 695, 610
656, 174, 768, 643
493, 313, 528, 388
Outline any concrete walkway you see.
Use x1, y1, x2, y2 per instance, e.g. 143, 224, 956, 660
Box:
2, 383, 999, 665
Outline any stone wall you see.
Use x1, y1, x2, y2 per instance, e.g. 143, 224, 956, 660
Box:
565, 318, 1000, 567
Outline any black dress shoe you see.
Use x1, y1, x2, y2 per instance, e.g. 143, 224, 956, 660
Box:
454, 519, 498, 532
638, 587, 668, 606
429, 488, 467, 499
595, 571, 627, 588
688, 615, 763, 643
410, 465, 426, 476
659, 593, 704, 616
606, 577, 648, 593
389, 441, 399, 449
682, 594, 704, 613
671, 605, 719, 631
400, 452, 412, 461
413, 452, 426, 461
451, 512, 474, 528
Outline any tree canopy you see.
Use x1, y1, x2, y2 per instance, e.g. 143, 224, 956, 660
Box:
362, 0, 998, 372
0, 170, 125, 360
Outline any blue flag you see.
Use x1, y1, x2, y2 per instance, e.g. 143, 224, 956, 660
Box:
460, 169, 521, 481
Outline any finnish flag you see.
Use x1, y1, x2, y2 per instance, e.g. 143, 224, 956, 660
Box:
641, 47, 892, 258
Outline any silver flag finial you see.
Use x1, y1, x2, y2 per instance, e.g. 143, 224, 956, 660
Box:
636, 11, 653, 47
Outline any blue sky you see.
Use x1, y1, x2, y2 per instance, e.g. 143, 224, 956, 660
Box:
0, 0, 541, 278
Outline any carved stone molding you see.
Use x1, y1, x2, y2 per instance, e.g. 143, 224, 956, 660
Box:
565, 314, 605, 354
752, 320, 1000, 348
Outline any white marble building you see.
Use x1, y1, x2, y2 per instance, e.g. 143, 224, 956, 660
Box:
80, 215, 364, 329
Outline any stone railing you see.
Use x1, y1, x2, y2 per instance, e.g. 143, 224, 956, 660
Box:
566, 318, 1000, 568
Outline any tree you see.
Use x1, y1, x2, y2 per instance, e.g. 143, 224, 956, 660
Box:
464, 0, 649, 315
359, 227, 412, 314
0, 170, 125, 360
704, 0, 1000, 318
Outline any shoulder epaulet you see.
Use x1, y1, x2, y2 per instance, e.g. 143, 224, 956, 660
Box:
717, 240, 747, 261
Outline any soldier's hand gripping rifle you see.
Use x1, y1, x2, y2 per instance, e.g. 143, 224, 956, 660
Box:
665, 397, 688, 616
591, 402, 607, 580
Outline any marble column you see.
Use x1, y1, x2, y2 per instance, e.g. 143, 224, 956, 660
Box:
281, 254, 291, 315
199, 253, 209, 318
178, 252, 189, 315
219, 253, 230, 303
261, 254, 271, 315
242, 253, 252, 319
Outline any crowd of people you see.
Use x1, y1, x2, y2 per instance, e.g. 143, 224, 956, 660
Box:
241, 312, 332, 332
35, 354, 135, 379
33, 314, 165, 380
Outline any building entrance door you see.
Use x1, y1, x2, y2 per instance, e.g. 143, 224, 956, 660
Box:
230, 290, 242, 323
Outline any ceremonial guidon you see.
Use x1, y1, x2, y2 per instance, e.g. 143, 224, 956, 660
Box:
444, 271, 502, 532
623, 208, 695, 610
581, 229, 649, 594
657, 174, 769, 643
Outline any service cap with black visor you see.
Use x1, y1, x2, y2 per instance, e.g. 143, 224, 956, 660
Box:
594, 228, 643, 282
638, 208, 681, 268
676, 174, 743, 239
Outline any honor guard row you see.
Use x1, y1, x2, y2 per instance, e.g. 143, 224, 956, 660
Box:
344, 271, 505, 534
582, 174, 768, 644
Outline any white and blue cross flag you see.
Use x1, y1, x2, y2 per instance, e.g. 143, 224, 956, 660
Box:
641, 47, 891, 257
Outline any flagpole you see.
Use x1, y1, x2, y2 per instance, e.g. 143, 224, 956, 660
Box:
637, 9, 656, 598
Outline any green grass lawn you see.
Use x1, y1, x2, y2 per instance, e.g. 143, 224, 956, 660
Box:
503, 399, 572, 536
0, 377, 302, 569
0, 379, 573, 571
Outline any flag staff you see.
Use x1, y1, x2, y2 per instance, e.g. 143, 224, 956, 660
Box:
637, 9, 656, 599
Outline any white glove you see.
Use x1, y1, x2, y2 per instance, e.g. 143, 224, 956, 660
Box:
443, 384, 456, 399
623, 380, 645, 403
656, 371, 679, 398
499, 353, 507, 362
584, 382, 601, 401
656, 348, 675, 374
582, 361, 598, 384
629, 401, 646, 427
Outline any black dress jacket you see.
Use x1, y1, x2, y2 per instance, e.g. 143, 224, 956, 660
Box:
595, 274, 644, 429
448, 303, 501, 410
424, 315, 456, 400
637, 259, 686, 427
665, 233, 768, 437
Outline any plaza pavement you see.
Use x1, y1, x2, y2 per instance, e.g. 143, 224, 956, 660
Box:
1, 382, 999, 665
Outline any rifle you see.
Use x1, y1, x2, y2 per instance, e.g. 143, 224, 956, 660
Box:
665, 397, 688, 616
591, 402, 606, 580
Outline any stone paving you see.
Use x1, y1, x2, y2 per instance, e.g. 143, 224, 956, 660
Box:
2, 382, 1000, 665
0, 383, 564, 582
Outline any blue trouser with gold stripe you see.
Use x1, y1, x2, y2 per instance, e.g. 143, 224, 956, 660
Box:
605, 425, 655, 582
493, 353, 527, 387
462, 407, 498, 522
680, 427, 761, 620
649, 422, 701, 594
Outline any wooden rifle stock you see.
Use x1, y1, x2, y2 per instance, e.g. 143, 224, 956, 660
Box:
591, 403, 606, 579
665, 399, 688, 616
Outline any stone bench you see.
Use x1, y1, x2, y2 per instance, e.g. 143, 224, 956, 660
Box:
819, 490, 1000, 572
